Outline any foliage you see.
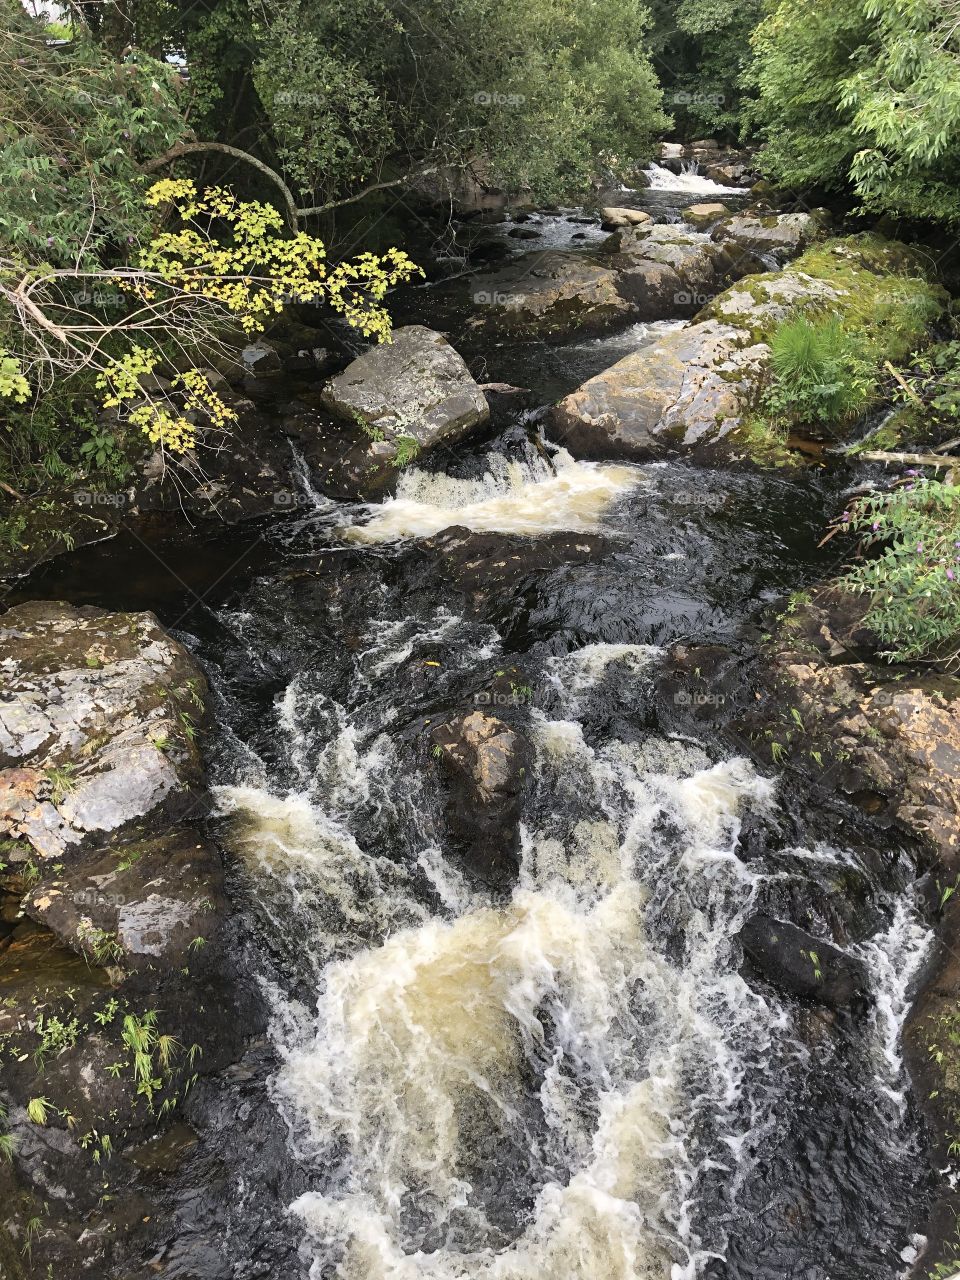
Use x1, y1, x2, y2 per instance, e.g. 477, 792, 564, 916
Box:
2, 177, 421, 458
764, 317, 872, 428
0, 9, 187, 268
840, 476, 960, 662
721, 238, 946, 453
174, 0, 670, 206
749, 0, 960, 224
650, 0, 764, 137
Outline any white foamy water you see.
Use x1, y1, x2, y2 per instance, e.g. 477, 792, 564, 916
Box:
858, 897, 932, 1110
343, 449, 643, 544
643, 163, 748, 197
213, 593, 930, 1279
214, 631, 803, 1280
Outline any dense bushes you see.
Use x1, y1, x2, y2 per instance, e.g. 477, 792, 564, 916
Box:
749, 0, 960, 225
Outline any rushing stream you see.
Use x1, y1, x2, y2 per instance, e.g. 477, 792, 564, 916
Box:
10, 170, 936, 1279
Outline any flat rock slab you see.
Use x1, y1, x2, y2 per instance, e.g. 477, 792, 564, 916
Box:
469, 252, 635, 341
0, 601, 208, 860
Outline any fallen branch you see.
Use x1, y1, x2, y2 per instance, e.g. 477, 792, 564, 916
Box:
296, 167, 440, 217
143, 142, 442, 226
858, 449, 959, 468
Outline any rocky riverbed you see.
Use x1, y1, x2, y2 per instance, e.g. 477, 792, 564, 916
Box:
3, 155, 960, 1279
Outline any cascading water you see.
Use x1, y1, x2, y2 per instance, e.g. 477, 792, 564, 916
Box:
202, 507, 932, 1280
642, 163, 749, 196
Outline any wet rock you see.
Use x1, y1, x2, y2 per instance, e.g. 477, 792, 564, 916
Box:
132, 395, 309, 522
507, 226, 541, 240
418, 525, 610, 610
0, 601, 208, 860
430, 711, 531, 891
739, 914, 870, 1008
551, 319, 769, 460
752, 587, 960, 871
705, 162, 751, 187
320, 325, 490, 465
240, 339, 283, 377
682, 202, 729, 229
598, 223, 752, 319
468, 251, 635, 341
600, 207, 653, 230
0, 499, 114, 583
712, 212, 818, 263
554, 235, 938, 465
23, 830, 225, 969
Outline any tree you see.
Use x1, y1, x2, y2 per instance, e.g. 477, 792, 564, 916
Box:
749, 0, 960, 224
649, 0, 764, 140
170, 0, 670, 208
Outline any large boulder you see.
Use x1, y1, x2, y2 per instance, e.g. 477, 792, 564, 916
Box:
739, 914, 870, 1008
600, 207, 653, 230
0, 601, 208, 860
750, 587, 960, 872
468, 252, 635, 341
552, 235, 943, 465
430, 711, 531, 892
712, 212, 818, 263
551, 318, 769, 460
599, 222, 743, 316
320, 326, 490, 463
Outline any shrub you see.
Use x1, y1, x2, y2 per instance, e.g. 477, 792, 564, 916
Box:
841, 476, 960, 662
764, 317, 872, 428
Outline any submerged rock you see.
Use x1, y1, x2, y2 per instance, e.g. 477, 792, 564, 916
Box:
321, 325, 490, 464
430, 710, 531, 891
739, 914, 870, 1008
468, 251, 634, 341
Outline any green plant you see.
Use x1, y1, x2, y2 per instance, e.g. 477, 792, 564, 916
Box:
841, 476, 960, 662
77, 924, 125, 966
44, 763, 77, 804
33, 1014, 81, 1066
392, 435, 421, 468
27, 1097, 51, 1125
764, 317, 873, 430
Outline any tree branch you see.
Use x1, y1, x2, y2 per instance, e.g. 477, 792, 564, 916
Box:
142, 142, 299, 231
296, 167, 441, 217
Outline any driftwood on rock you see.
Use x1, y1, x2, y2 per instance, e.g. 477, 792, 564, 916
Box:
857, 450, 959, 469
